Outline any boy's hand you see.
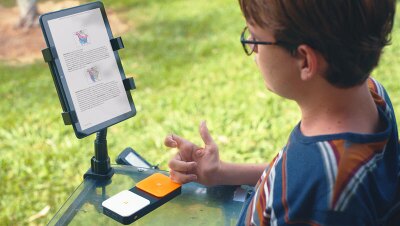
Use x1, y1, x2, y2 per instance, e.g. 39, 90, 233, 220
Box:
164, 121, 221, 186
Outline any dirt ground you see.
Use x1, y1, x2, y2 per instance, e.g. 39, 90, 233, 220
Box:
0, 1, 129, 65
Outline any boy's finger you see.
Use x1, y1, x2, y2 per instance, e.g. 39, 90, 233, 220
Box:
165, 134, 195, 148
170, 134, 187, 147
165, 134, 201, 156
173, 152, 182, 161
168, 159, 197, 173
199, 121, 215, 146
170, 170, 197, 184
164, 135, 178, 147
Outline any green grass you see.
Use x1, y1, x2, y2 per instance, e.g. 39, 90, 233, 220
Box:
1, 0, 400, 225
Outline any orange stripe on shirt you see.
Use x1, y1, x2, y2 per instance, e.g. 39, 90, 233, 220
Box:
368, 78, 386, 108
256, 184, 267, 225
331, 139, 387, 208
367, 78, 378, 93
245, 151, 281, 225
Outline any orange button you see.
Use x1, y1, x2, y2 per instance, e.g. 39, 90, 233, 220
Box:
136, 173, 182, 198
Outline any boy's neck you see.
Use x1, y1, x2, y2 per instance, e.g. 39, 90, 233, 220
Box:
298, 81, 385, 137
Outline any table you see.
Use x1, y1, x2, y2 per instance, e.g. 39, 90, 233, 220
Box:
48, 165, 247, 226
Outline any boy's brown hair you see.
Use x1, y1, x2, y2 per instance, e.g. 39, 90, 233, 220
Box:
239, 0, 396, 88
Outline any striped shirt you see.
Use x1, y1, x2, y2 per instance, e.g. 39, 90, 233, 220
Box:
237, 78, 400, 225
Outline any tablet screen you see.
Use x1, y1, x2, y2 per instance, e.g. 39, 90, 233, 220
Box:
48, 8, 131, 130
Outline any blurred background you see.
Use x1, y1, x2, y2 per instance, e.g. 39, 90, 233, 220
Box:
0, 0, 399, 225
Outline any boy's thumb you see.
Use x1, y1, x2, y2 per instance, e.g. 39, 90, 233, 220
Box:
199, 121, 215, 146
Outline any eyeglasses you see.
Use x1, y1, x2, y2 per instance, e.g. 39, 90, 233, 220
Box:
240, 26, 295, 56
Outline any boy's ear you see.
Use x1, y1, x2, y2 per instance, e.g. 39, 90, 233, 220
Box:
296, 45, 321, 81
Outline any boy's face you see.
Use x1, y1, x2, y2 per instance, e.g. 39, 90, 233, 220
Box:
247, 23, 302, 100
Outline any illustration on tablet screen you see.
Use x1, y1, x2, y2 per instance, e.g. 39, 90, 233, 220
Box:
74, 30, 89, 46
86, 66, 101, 83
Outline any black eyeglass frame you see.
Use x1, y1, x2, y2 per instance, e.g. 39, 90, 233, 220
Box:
240, 26, 296, 56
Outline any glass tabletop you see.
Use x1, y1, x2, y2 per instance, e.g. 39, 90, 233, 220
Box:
48, 165, 247, 226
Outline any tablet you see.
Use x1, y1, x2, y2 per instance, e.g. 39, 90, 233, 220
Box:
40, 1, 136, 138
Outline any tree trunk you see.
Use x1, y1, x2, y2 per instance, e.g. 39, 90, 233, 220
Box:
16, 0, 39, 29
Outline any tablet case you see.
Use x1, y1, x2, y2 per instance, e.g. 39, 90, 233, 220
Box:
40, 1, 136, 138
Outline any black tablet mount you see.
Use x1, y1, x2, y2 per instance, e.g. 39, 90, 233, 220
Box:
42, 37, 136, 181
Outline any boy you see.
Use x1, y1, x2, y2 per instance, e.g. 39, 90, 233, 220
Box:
164, 0, 400, 225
